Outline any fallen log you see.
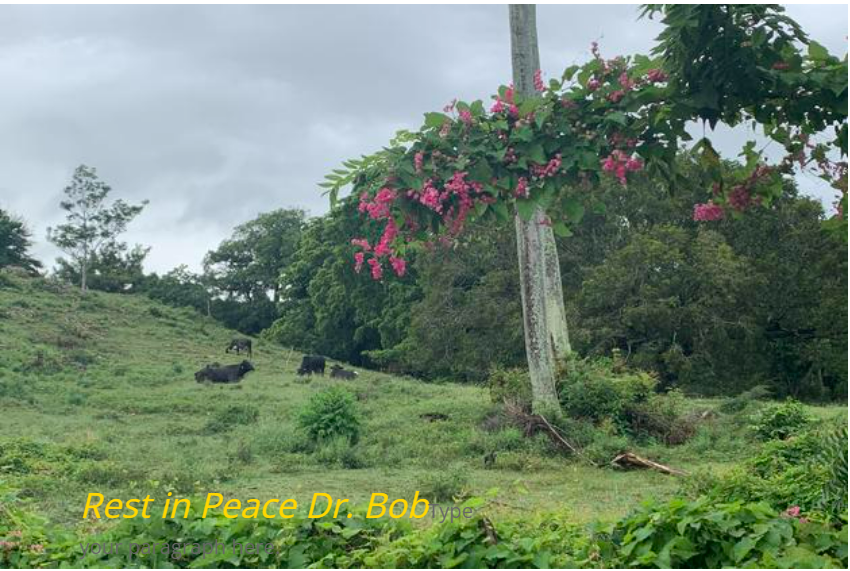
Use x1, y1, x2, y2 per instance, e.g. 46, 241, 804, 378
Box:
610, 452, 688, 476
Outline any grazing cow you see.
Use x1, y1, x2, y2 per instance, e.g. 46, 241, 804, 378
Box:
297, 355, 325, 376
330, 364, 358, 380
226, 338, 253, 358
195, 360, 255, 384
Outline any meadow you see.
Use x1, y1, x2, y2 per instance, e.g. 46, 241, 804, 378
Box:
0, 270, 842, 523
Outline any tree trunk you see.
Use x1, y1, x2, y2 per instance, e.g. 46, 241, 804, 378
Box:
80, 250, 88, 294
509, 4, 566, 415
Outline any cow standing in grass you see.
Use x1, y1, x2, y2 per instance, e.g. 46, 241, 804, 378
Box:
297, 355, 325, 376
226, 338, 252, 358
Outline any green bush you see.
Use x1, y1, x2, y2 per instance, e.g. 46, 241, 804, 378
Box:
557, 359, 656, 425
584, 497, 848, 568
626, 389, 695, 444
750, 399, 813, 441
488, 367, 531, 410
416, 463, 470, 503
692, 418, 848, 523
297, 386, 360, 444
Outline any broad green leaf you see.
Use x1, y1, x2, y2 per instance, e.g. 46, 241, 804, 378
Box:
424, 112, 450, 129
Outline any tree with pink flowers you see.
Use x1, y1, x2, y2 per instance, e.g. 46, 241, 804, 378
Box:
321, 4, 847, 414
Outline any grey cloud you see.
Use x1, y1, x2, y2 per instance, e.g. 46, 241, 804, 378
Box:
0, 4, 844, 273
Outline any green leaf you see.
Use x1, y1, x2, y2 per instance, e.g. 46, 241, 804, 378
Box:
564, 197, 585, 224
552, 221, 572, 237
424, 112, 450, 129
528, 143, 547, 164
808, 41, 829, 61
515, 199, 537, 221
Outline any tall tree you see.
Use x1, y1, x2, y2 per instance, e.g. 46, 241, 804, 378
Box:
509, 4, 566, 414
0, 208, 43, 275
203, 208, 305, 303
55, 240, 150, 293
47, 165, 147, 293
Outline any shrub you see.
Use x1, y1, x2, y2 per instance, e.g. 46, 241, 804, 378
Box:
297, 386, 360, 444
488, 367, 531, 410
625, 389, 695, 444
584, 497, 848, 568
417, 463, 470, 503
750, 399, 813, 441
557, 359, 656, 426
818, 421, 848, 519
719, 384, 773, 413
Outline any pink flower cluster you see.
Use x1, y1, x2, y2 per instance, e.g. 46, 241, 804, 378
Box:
601, 150, 643, 185
646, 68, 668, 82
584, 42, 668, 102
693, 201, 725, 221
408, 179, 444, 213
459, 109, 473, 125
414, 151, 424, 173
515, 177, 529, 198
531, 154, 562, 179
354, 188, 407, 279
533, 69, 545, 92
491, 85, 519, 117
358, 187, 396, 220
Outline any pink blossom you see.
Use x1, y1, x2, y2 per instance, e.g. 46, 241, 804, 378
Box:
785, 506, 801, 517
389, 256, 407, 277
374, 219, 398, 257
490, 98, 505, 113
533, 69, 545, 92
414, 152, 424, 173
728, 185, 752, 212
608, 90, 625, 103
515, 177, 529, 198
531, 154, 562, 179
587, 77, 601, 91
459, 109, 473, 125
443, 99, 457, 113
351, 238, 372, 252
619, 72, 636, 91
601, 150, 642, 185
419, 179, 443, 213
646, 68, 668, 82
353, 252, 365, 273
367, 257, 383, 280
508, 104, 519, 117
693, 202, 725, 221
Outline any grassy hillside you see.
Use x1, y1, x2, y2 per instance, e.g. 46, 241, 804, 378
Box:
0, 271, 843, 532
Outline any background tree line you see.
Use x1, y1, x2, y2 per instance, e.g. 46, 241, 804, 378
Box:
1, 152, 845, 400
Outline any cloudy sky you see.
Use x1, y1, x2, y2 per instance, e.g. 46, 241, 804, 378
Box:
1, 4, 846, 273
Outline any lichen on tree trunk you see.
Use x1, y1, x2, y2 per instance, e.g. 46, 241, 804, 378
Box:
509, 4, 568, 415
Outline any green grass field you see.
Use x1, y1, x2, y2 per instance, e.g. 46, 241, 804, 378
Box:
0, 272, 844, 532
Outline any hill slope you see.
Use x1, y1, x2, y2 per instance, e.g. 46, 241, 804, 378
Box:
1, 271, 839, 529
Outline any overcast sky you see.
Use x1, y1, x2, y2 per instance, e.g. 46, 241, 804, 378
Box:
1, 4, 846, 274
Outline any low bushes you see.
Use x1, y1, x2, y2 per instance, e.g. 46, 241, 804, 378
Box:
2, 481, 845, 569
297, 386, 361, 445
749, 399, 814, 441
685, 416, 849, 523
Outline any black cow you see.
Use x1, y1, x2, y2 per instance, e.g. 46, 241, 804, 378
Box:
330, 364, 358, 380
226, 338, 252, 358
297, 355, 325, 376
195, 360, 255, 384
